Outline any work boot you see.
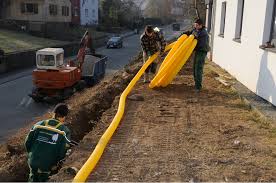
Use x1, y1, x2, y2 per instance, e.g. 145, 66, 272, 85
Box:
195, 88, 201, 93
144, 73, 150, 83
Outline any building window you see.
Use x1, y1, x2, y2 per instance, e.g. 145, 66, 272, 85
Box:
206, 3, 213, 33
271, 2, 276, 40
85, 9, 88, 17
260, 0, 276, 47
234, 0, 244, 40
74, 7, 79, 16
219, 1, 227, 36
49, 4, 58, 16
62, 6, 69, 16
21, 3, 38, 14
92, 9, 96, 17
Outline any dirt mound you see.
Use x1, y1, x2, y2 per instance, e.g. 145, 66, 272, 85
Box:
0, 53, 143, 181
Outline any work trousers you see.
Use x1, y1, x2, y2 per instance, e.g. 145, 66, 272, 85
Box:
193, 51, 207, 90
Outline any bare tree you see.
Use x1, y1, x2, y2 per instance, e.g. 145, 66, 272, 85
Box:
193, 0, 206, 22
143, 0, 173, 24
99, 0, 142, 28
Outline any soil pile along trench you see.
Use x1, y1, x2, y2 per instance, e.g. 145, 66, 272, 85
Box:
0, 53, 143, 181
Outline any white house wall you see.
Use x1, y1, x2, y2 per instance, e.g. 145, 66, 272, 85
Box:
212, 0, 276, 105
80, 0, 98, 25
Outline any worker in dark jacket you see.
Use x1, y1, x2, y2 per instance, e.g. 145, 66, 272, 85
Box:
25, 103, 71, 182
184, 19, 209, 92
140, 25, 166, 83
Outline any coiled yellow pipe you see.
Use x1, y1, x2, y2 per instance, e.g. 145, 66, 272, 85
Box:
73, 42, 175, 182
159, 34, 187, 71
149, 35, 195, 89
156, 36, 195, 87
161, 39, 197, 87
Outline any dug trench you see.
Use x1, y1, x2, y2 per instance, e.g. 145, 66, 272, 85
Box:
0, 53, 144, 181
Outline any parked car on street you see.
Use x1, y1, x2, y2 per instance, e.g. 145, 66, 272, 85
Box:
106, 37, 123, 49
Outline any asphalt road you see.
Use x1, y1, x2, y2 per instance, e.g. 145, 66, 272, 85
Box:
0, 24, 184, 143
0, 32, 143, 143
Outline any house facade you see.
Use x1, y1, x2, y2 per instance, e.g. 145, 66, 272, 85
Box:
207, 0, 276, 106
71, 0, 81, 25
0, 0, 72, 38
80, 0, 98, 25
0, 0, 71, 23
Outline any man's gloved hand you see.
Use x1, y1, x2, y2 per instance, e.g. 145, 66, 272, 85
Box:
183, 31, 191, 36
147, 51, 152, 56
192, 31, 199, 39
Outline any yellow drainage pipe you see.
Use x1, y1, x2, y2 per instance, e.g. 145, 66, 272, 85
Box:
155, 35, 196, 87
159, 34, 187, 71
150, 35, 194, 88
149, 35, 194, 89
156, 40, 193, 87
73, 42, 175, 183
161, 39, 197, 87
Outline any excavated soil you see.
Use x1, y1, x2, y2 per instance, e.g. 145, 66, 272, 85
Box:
0, 53, 143, 181
51, 59, 276, 182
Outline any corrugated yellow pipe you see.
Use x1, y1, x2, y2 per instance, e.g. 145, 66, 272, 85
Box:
73, 42, 175, 183
149, 35, 194, 89
156, 40, 193, 87
159, 34, 187, 71
161, 39, 197, 87
150, 35, 194, 88
156, 39, 192, 87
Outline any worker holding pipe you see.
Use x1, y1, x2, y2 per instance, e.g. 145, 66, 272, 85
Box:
25, 103, 71, 182
183, 19, 209, 92
140, 25, 166, 83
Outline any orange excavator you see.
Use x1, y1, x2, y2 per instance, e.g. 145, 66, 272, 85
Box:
29, 31, 107, 103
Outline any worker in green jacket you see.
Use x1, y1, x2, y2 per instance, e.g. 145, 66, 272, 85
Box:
183, 19, 210, 92
25, 103, 71, 182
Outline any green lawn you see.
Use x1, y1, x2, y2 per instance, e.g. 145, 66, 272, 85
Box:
0, 29, 69, 53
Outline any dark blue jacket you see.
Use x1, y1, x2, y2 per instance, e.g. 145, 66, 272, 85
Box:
183, 27, 209, 52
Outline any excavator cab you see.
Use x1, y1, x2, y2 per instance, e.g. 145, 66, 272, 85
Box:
30, 48, 82, 102
29, 31, 107, 103
36, 48, 64, 70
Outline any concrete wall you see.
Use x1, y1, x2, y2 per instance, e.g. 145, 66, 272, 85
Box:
80, 0, 98, 25
212, 0, 276, 105
3, 0, 71, 23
